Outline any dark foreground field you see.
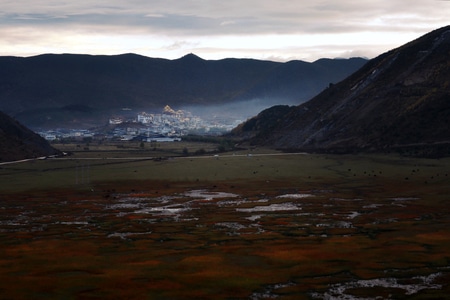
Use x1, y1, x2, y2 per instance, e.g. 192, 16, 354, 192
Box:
1, 143, 449, 299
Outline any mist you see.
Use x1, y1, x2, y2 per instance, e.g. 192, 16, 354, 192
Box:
181, 98, 302, 125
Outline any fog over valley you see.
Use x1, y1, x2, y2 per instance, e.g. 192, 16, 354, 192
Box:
0, 53, 367, 131
182, 97, 299, 123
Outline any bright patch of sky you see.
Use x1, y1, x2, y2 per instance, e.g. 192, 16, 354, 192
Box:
0, 0, 448, 61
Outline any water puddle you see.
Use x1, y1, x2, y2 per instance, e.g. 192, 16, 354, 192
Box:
107, 231, 153, 240
236, 203, 301, 212
183, 190, 239, 200
311, 272, 443, 299
217, 199, 268, 207
276, 193, 313, 199
250, 281, 296, 299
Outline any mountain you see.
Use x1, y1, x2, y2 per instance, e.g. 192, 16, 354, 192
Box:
0, 111, 61, 162
0, 53, 366, 128
232, 26, 450, 157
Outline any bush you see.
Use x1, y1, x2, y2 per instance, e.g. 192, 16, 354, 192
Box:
194, 148, 206, 155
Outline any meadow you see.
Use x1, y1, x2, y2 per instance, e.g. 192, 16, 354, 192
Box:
0, 141, 449, 299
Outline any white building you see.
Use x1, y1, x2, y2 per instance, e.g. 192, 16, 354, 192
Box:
137, 113, 153, 124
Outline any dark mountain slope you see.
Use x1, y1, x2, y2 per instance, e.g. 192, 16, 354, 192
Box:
0, 111, 61, 162
0, 53, 366, 128
232, 105, 293, 140
233, 26, 450, 157
229, 57, 368, 101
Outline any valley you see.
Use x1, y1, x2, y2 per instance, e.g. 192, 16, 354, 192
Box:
0, 54, 366, 129
1, 141, 449, 299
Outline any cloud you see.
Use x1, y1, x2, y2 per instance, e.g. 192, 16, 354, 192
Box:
166, 40, 199, 51
220, 20, 237, 26
2, 0, 445, 35
0, 0, 448, 60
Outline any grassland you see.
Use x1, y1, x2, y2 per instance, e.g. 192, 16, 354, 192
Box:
1, 141, 449, 299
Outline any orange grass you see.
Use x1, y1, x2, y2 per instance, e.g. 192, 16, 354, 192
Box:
0, 154, 449, 299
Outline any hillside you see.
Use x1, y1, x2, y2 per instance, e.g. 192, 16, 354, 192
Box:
0, 54, 366, 128
232, 26, 450, 157
0, 111, 61, 162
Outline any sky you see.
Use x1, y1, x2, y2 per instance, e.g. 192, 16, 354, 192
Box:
0, 0, 449, 62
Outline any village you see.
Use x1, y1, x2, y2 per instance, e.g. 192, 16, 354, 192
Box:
38, 105, 242, 142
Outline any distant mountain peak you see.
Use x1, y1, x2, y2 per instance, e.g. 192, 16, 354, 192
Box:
177, 53, 204, 61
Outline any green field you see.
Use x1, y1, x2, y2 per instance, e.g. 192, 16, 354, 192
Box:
1, 141, 449, 299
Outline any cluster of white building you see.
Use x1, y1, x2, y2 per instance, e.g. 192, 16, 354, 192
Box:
137, 106, 204, 130
110, 105, 240, 137
39, 105, 241, 142
38, 129, 94, 141
110, 105, 208, 135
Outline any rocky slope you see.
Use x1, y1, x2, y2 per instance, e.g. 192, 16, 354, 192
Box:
232, 26, 450, 157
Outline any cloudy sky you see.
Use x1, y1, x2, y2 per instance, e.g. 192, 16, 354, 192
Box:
1, 0, 448, 62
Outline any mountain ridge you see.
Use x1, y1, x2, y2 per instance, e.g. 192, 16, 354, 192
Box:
0, 53, 367, 128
